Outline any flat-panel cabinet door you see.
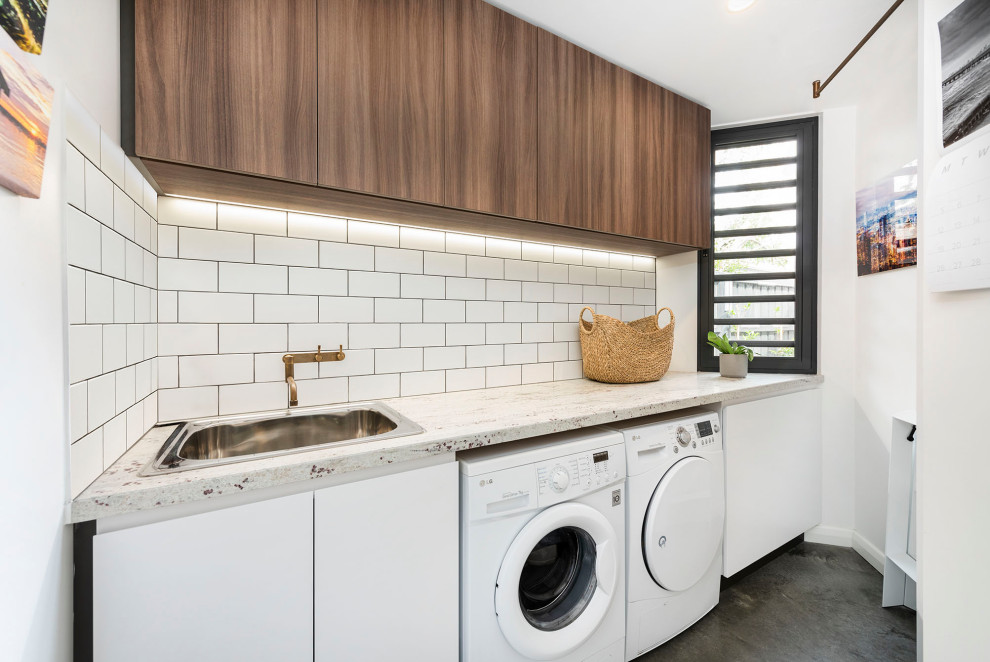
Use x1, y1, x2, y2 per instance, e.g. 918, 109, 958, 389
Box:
444, 0, 538, 218
314, 461, 459, 661
722, 389, 822, 577
538, 30, 635, 232
658, 93, 711, 247
318, 0, 445, 205
93, 492, 314, 662
133, 0, 318, 183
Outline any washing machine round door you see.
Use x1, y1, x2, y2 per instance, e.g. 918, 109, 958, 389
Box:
495, 502, 619, 660
642, 456, 725, 592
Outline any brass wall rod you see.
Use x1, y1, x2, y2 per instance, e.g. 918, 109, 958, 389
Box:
812, 0, 905, 98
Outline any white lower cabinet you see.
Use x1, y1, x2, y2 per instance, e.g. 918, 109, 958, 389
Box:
314, 460, 459, 662
93, 491, 314, 662
722, 389, 823, 577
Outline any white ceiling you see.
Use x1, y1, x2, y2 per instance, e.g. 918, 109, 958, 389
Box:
485, 0, 897, 126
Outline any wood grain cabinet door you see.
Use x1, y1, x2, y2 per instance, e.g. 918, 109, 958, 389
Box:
133, 0, 318, 184
538, 30, 635, 233
318, 0, 445, 205
658, 92, 711, 248
444, 0, 538, 219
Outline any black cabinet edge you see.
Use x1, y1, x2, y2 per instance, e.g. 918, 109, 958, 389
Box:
720, 533, 804, 591
73, 521, 96, 662
120, 0, 136, 156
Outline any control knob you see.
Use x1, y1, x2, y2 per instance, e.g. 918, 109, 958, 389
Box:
550, 466, 570, 492
675, 426, 691, 447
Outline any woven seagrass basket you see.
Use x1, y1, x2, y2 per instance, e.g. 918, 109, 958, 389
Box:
578, 307, 675, 384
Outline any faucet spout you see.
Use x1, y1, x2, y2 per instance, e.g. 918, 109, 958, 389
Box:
286, 375, 298, 407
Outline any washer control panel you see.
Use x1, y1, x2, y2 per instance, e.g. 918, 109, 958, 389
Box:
536, 444, 625, 505
611, 410, 722, 475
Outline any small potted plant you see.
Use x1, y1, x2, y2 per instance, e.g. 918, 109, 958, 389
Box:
707, 332, 754, 378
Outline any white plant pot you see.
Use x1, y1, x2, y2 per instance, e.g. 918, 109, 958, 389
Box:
719, 353, 749, 378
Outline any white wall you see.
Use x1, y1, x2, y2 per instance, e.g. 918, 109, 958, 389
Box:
917, 0, 990, 657
0, 1, 119, 660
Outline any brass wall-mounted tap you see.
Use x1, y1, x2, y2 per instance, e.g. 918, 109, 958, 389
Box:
283, 345, 345, 407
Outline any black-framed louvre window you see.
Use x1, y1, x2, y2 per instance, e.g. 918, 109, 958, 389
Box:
699, 117, 818, 374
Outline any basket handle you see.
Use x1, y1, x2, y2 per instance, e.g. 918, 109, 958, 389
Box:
579, 307, 596, 333
656, 307, 675, 330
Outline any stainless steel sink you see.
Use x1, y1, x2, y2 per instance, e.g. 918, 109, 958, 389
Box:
142, 402, 422, 476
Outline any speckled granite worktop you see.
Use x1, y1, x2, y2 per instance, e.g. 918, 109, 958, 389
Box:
71, 371, 822, 522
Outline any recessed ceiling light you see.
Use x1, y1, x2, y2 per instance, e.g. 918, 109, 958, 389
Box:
728, 0, 755, 12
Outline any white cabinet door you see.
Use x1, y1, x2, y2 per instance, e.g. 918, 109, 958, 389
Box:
314, 460, 458, 662
93, 492, 313, 662
722, 389, 822, 576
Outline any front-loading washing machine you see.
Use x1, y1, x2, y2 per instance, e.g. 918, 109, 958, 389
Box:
460, 427, 627, 662
605, 409, 724, 660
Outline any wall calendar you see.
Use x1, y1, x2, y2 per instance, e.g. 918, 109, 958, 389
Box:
925, 132, 990, 292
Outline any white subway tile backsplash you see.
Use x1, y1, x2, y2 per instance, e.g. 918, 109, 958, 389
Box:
126, 404, 145, 448
553, 322, 580, 342
320, 296, 375, 323
179, 292, 253, 323
296, 377, 348, 408
522, 281, 554, 302
102, 324, 127, 372
70, 382, 88, 442
400, 323, 446, 347
487, 280, 521, 302
538, 303, 569, 323
504, 302, 538, 323
256, 235, 318, 267
320, 348, 375, 378
505, 260, 538, 281
288, 212, 347, 242
375, 247, 423, 274
521, 242, 554, 262
554, 360, 584, 380
85, 272, 114, 324
254, 294, 318, 323
180, 354, 254, 387
424, 251, 465, 277
553, 284, 583, 304
67, 267, 86, 324
486, 365, 521, 388
400, 227, 445, 252
568, 265, 597, 285
158, 356, 179, 389
504, 343, 538, 365
597, 268, 622, 286
486, 238, 521, 260
423, 300, 464, 323
349, 373, 400, 401
634, 289, 656, 306
350, 271, 399, 298
69, 325, 102, 384
633, 256, 656, 272
349, 220, 400, 247
159, 324, 218, 356
538, 342, 569, 363
424, 346, 465, 370
220, 324, 287, 354
609, 253, 634, 270
70, 429, 103, 498
553, 246, 583, 265
255, 352, 316, 382
522, 362, 554, 384
143, 251, 158, 289
125, 241, 144, 284
569, 342, 583, 361
160, 258, 218, 292
467, 345, 502, 367
85, 161, 114, 226
135, 209, 154, 253
159, 197, 217, 229
400, 274, 444, 299
583, 286, 610, 303
221, 262, 287, 294
446, 323, 485, 346
375, 348, 423, 374
126, 324, 144, 365
486, 323, 521, 344
218, 204, 287, 236
100, 228, 126, 281
522, 322, 554, 343
466, 301, 503, 323
67, 206, 102, 272
609, 287, 635, 305
219, 382, 286, 416
158, 291, 178, 323
538, 262, 569, 283
288, 267, 346, 296
113, 187, 135, 240
159, 386, 219, 421
349, 324, 400, 349
158, 223, 178, 259
467, 256, 503, 279
446, 367, 485, 392
622, 270, 646, 288
375, 298, 422, 323
180, 227, 253, 262
446, 277, 486, 300
446, 232, 486, 256
288, 323, 347, 351
66, 145, 86, 209
401, 371, 445, 397
583, 250, 609, 267
124, 160, 144, 205
321, 241, 375, 271
100, 131, 127, 189
87, 372, 116, 431
116, 361, 137, 412
143, 325, 157, 361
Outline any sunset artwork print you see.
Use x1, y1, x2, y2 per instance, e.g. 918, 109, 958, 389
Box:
0, 48, 52, 198
0, 0, 48, 55
856, 162, 918, 277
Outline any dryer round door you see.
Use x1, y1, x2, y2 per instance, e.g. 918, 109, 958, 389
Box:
642, 456, 725, 593
495, 502, 619, 661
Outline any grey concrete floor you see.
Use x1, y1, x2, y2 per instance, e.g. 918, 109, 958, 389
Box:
636, 542, 917, 662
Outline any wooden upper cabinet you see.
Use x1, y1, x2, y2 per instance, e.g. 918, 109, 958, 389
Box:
538, 31, 635, 233
443, 0, 538, 219
318, 0, 444, 205
658, 93, 711, 247
133, 0, 318, 183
